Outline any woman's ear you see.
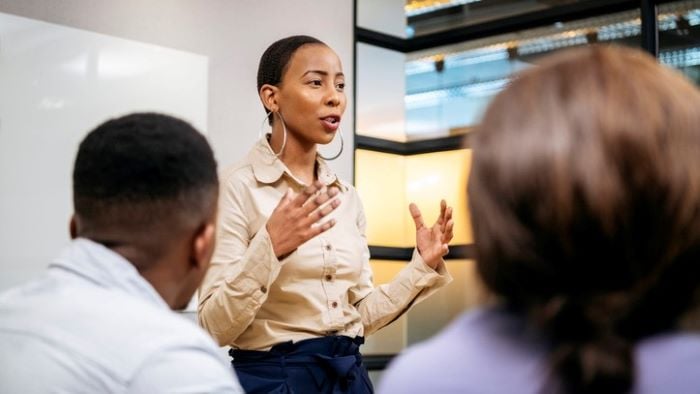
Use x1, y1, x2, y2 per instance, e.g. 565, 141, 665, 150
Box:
69, 215, 78, 239
259, 84, 279, 113
192, 222, 216, 271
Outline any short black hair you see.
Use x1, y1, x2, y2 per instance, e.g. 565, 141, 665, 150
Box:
73, 113, 218, 234
257, 35, 326, 124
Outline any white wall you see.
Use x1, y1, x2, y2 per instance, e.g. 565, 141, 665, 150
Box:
0, 1, 354, 179
0, 0, 355, 287
0, 12, 209, 290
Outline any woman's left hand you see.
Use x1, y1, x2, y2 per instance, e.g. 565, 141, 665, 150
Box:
409, 199, 454, 270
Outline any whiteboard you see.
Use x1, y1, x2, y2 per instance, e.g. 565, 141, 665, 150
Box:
0, 12, 209, 291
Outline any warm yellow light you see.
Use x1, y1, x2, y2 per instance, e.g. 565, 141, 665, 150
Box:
369, 259, 408, 285
405, 149, 472, 245
406, 259, 484, 343
364, 259, 409, 354
355, 148, 473, 247
355, 150, 408, 247
365, 259, 487, 351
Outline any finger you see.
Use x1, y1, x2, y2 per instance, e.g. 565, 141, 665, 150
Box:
313, 200, 337, 221
442, 244, 449, 256
302, 197, 341, 227
302, 185, 342, 217
409, 203, 426, 230
301, 188, 332, 216
442, 219, 454, 244
292, 181, 323, 207
327, 186, 340, 197
309, 218, 337, 236
441, 206, 453, 233
438, 199, 447, 224
444, 206, 453, 222
432, 222, 442, 239
275, 189, 294, 210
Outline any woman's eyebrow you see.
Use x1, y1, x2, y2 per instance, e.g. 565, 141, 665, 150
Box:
302, 70, 345, 78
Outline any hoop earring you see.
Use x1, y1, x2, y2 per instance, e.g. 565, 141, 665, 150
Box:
259, 111, 287, 158
318, 132, 344, 161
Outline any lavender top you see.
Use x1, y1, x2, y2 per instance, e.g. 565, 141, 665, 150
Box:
379, 307, 700, 394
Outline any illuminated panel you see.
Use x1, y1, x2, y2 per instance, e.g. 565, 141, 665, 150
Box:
364, 259, 487, 353
364, 260, 409, 355
356, 148, 473, 247
405, 149, 473, 245
355, 150, 409, 246
406, 259, 484, 344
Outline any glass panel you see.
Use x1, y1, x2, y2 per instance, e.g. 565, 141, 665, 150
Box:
357, 0, 407, 37
365, 257, 486, 384
406, 0, 585, 37
658, 0, 700, 85
405, 9, 641, 141
363, 260, 409, 356
364, 259, 485, 356
357, 43, 407, 142
405, 149, 472, 245
355, 150, 409, 247
406, 259, 483, 344
355, 149, 472, 247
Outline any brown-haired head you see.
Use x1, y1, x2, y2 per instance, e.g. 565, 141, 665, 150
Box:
469, 45, 700, 393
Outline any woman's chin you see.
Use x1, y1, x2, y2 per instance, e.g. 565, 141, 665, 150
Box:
318, 131, 337, 145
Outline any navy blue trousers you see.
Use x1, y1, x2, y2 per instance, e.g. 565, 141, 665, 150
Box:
230, 336, 374, 394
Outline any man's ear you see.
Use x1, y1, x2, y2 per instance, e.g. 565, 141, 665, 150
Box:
259, 84, 279, 113
69, 215, 78, 239
192, 222, 216, 271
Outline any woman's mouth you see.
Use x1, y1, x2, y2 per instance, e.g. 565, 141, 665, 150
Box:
321, 116, 340, 132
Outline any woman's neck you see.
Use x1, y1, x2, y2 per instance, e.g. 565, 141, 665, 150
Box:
269, 125, 317, 185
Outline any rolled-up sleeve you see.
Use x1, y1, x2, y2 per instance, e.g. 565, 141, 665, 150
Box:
348, 195, 453, 336
197, 175, 285, 346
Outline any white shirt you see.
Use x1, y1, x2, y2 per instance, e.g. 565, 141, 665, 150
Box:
0, 238, 243, 394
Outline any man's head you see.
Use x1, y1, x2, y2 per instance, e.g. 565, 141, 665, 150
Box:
71, 113, 218, 310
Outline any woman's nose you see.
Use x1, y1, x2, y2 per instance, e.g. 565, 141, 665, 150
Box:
325, 87, 341, 107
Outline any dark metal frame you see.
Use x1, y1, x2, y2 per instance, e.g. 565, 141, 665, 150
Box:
363, 354, 397, 371
356, 0, 674, 54
369, 245, 474, 261
356, 134, 468, 155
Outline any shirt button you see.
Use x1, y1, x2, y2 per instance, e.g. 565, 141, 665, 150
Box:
331, 301, 338, 308
325, 274, 333, 281
260, 286, 267, 293
325, 244, 332, 251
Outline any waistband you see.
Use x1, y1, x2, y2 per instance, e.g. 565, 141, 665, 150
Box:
230, 336, 366, 391
230, 335, 364, 361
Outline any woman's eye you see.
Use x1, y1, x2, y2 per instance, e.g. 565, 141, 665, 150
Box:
310, 80, 322, 86
336, 83, 345, 90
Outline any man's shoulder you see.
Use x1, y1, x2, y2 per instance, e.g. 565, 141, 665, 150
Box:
0, 278, 220, 370
0, 284, 236, 392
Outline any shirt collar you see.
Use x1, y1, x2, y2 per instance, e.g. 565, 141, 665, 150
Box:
49, 238, 169, 310
250, 135, 344, 190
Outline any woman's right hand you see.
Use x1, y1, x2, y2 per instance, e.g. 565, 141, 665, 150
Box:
266, 181, 341, 259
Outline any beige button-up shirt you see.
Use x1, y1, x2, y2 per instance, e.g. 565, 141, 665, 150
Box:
198, 137, 452, 350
